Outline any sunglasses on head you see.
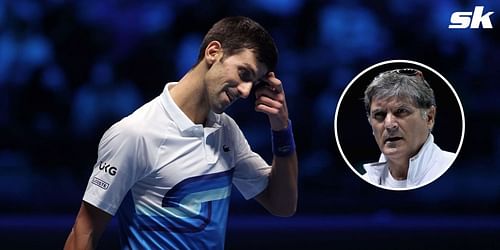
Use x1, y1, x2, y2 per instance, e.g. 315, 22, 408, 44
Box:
389, 68, 423, 77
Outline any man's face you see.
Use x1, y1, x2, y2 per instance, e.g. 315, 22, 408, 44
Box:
368, 97, 434, 161
204, 48, 268, 114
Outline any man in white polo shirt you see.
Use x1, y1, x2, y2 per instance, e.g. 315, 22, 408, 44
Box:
64, 16, 297, 249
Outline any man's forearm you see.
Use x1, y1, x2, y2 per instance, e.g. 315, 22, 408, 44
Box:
64, 227, 96, 250
265, 153, 298, 216
64, 202, 111, 250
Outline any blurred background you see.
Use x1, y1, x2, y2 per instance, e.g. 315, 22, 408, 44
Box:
1, 0, 499, 249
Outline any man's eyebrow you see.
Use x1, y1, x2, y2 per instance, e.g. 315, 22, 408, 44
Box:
370, 108, 384, 114
241, 63, 257, 79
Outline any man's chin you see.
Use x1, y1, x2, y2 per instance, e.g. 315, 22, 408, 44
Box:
212, 104, 229, 114
382, 147, 405, 158
213, 109, 224, 114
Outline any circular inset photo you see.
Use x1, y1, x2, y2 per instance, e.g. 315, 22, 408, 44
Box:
334, 60, 464, 191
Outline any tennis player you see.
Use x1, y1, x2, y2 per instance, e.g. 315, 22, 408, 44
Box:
64, 16, 297, 249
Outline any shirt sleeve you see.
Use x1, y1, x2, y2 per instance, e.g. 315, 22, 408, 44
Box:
227, 117, 272, 200
82, 122, 151, 215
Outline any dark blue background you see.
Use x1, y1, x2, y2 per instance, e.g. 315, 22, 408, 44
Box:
1, 0, 499, 249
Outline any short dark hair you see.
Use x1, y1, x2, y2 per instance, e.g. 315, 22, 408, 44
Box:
364, 68, 436, 114
196, 16, 278, 72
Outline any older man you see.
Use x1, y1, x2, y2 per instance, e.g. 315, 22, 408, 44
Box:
362, 68, 455, 189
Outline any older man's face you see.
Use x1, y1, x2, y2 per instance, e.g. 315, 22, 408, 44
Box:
369, 97, 435, 162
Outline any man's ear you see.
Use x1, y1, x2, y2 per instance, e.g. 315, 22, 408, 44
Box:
426, 106, 436, 131
205, 41, 223, 67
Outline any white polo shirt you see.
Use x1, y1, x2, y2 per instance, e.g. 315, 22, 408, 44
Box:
83, 82, 271, 249
362, 134, 456, 189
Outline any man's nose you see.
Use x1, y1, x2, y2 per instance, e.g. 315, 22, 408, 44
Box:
384, 113, 398, 130
237, 81, 253, 99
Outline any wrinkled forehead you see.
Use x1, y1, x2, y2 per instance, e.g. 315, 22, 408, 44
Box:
370, 96, 417, 109
227, 48, 269, 77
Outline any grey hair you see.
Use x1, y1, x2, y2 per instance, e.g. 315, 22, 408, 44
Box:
363, 68, 436, 115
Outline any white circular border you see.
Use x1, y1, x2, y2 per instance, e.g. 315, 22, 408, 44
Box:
334, 59, 466, 191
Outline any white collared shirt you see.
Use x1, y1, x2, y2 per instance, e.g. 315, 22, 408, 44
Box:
82, 82, 271, 249
363, 134, 456, 189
